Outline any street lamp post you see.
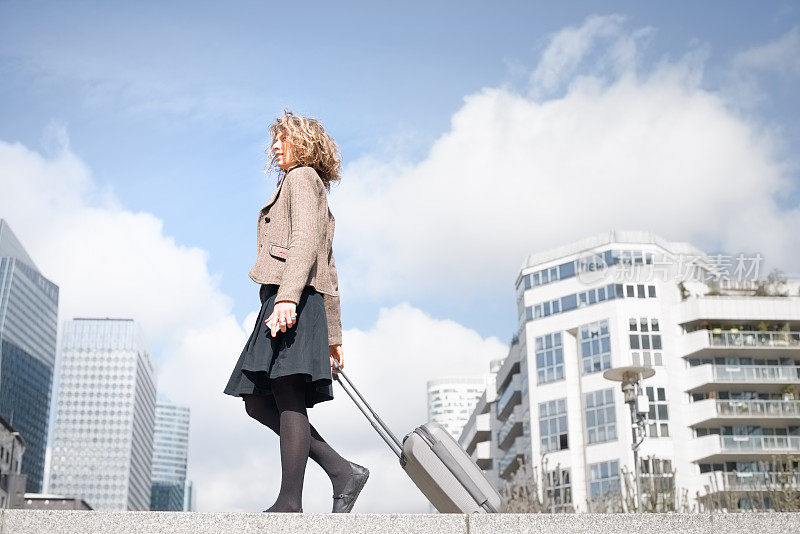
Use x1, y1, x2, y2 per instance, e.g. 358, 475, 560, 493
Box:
603, 365, 654, 513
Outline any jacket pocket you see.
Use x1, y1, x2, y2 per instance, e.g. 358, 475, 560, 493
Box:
269, 243, 289, 261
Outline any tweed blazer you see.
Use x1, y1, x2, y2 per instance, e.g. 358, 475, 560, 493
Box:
248, 166, 342, 345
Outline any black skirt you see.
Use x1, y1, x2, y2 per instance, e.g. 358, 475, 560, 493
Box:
223, 284, 333, 407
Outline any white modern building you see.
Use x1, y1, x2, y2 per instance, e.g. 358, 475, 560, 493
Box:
427, 377, 490, 440
482, 230, 800, 511
150, 401, 190, 511
458, 358, 504, 487
49, 319, 157, 511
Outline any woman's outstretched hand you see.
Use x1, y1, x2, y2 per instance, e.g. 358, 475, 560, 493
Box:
265, 300, 297, 337
330, 344, 343, 373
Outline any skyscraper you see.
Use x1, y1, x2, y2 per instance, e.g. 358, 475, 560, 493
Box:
49, 318, 156, 510
0, 219, 59, 493
150, 400, 190, 511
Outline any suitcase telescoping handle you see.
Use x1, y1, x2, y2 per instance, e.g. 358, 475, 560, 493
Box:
332, 361, 404, 458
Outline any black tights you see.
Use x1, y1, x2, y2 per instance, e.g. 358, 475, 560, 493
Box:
243, 375, 352, 512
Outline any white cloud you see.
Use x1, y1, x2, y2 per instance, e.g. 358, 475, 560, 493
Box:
0, 142, 505, 513
528, 15, 655, 99
725, 28, 800, 108
2, 36, 263, 126
333, 15, 800, 304
0, 140, 232, 344
733, 27, 800, 76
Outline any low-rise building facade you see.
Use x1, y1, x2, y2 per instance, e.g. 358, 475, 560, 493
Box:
480, 230, 799, 511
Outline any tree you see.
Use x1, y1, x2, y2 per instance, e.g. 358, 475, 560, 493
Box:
754, 268, 788, 297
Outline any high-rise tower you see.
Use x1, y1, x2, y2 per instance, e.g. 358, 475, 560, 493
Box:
0, 219, 59, 493
150, 400, 190, 511
49, 318, 156, 510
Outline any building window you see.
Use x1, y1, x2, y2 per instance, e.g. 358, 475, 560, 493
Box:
580, 320, 611, 374
629, 317, 662, 367
539, 398, 568, 452
585, 388, 617, 444
589, 459, 620, 499
527, 282, 655, 322
545, 467, 572, 512
536, 332, 564, 384
646, 387, 669, 437
518, 260, 579, 290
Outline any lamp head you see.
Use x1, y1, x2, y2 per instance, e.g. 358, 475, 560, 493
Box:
603, 366, 655, 404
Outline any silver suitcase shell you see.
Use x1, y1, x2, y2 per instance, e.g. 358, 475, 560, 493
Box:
401, 421, 503, 513
333, 365, 502, 514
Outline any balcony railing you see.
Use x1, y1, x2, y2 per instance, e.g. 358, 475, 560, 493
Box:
496, 375, 522, 420
495, 350, 520, 393
474, 441, 492, 470
497, 408, 524, 450
498, 442, 522, 478
711, 471, 800, 491
715, 399, 800, 418
711, 365, 800, 382
709, 330, 800, 349
497, 412, 516, 445
720, 435, 800, 453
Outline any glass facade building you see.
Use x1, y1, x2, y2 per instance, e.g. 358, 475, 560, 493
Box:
150, 481, 184, 511
150, 401, 190, 511
49, 318, 156, 510
0, 219, 59, 493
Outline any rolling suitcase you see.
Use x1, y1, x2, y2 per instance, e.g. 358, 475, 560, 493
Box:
332, 363, 503, 513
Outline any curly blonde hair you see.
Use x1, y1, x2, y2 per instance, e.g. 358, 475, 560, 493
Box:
267, 110, 342, 189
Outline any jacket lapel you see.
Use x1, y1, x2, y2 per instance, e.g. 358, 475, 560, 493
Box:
261, 175, 285, 212
261, 165, 303, 212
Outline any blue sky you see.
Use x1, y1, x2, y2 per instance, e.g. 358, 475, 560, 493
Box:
2, 0, 800, 512
2, 0, 799, 342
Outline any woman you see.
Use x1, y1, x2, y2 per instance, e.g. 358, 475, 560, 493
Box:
224, 111, 368, 513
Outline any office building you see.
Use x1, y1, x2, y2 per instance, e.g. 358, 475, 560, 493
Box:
0, 415, 26, 508
150, 401, 190, 511
427, 377, 490, 440
477, 230, 800, 511
458, 358, 504, 487
0, 219, 59, 493
49, 318, 156, 510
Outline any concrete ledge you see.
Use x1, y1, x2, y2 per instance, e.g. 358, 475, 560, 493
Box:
2, 510, 799, 534
0, 511, 465, 534
469, 513, 712, 534
470, 513, 800, 533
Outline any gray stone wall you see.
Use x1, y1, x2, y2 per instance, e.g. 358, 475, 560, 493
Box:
2, 510, 800, 534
